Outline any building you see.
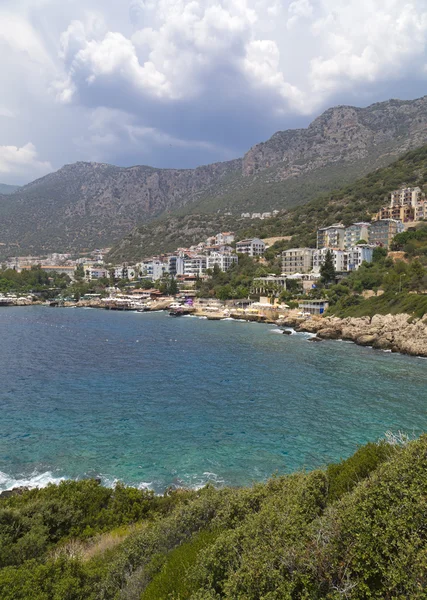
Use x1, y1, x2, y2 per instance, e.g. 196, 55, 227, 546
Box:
241, 213, 251, 218
85, 266, 109, 281
298, 300, 329, 315
316, 224, 346, 249
344, 223, 370, 248
235, 238, 266, 257
313, 248, 347, 273
374, 187, 426, 223
282, 248, 315, 275
206, 252, 238, 272
261, 212, 272, 219
168, 254, 186, 277
183, 255, 207, 276
390, 186, 423, 207
414, 200, 427, 221
215, 232, 235, 245
375, 204, 414, 222
140, 260, 167, 281
346, 245, 374, 271
251, 213, 262, 219
252, 276, 288, 296
368, 219, 404, 248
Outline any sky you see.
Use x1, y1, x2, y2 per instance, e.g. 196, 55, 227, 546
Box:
0, 0, 426, 184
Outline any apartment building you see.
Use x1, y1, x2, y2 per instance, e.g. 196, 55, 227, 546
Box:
206, 252, 238, 272
316, 224, 346, 249
346, 245, 374, 271
168, 255, 186, 277
313, 248, 347, 273
183, 256, 207, 276
368, 219, 404, 248
390, 186, 423, 207
140, 260, 167, 281
235, 238, 266, 256
375, 204, 414, 222
344, 223, 370, 248
282, 248, 315, 275
215, 232, 235, 245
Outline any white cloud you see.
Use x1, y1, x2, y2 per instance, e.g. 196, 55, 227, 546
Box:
1, 0, 427, 176
0, 143, 52, 176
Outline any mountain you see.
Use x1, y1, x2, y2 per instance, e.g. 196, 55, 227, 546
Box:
0, 183, 20, 195
108, 145, 427, 262
1, 95, 427, 257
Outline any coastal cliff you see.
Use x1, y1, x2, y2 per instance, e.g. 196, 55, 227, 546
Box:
282, 313, 427, 357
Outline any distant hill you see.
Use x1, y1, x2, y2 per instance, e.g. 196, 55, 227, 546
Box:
108, 145, 427, 262
1, 95, 427, 257
0, 183, 20, 195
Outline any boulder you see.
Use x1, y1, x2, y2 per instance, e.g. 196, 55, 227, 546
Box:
355, 334, 378, 346
317, 328, 341, 340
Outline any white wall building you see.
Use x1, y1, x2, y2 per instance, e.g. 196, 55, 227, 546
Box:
235, 238, 266, 256
183, 256, 207, 276
207, 253, 238, 272
346, 245, 374, 271
313, 248, 347, 273
215, 232, 235, 245
140, 260, 167, 281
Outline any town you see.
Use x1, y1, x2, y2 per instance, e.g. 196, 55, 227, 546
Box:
1, 185, 426, 317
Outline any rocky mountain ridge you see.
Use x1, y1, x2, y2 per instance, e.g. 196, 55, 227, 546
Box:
1, 95, 427, 256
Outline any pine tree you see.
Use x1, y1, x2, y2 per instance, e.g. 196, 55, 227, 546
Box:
320, 250, 336, 285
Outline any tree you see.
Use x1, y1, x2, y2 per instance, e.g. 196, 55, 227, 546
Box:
320, 250, 336, 286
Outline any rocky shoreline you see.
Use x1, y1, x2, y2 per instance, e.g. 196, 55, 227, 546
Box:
279, 313, 427, 358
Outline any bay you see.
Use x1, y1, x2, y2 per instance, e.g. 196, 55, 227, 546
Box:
0, 306, 426, 493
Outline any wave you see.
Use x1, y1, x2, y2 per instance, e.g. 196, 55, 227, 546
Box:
0, 470, 66, 491
0, 469, 225, 494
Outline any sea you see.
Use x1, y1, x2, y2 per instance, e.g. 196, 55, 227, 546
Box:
1, 307, 426, 493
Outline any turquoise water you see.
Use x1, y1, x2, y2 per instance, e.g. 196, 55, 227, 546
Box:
0, 307, 426, 493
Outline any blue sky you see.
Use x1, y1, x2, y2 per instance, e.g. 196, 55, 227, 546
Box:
0, 0, 426, 184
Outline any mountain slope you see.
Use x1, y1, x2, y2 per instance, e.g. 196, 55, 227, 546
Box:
1, 95, 427, 256
108, 144, 427, 262
0, 183, 20, 195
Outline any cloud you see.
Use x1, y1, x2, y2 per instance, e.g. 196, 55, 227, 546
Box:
0, 143, 52, 177
0, 0, 427, 181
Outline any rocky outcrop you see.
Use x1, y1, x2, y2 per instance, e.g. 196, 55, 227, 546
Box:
280, 313, 427, 357
242, 96, 427, 178
0, 486, 29, 499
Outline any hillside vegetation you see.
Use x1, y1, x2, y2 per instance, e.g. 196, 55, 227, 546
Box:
109, 144, 427, 262
2, 436, 427, 598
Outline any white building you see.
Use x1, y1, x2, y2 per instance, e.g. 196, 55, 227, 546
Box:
282, 248, 315, 276
139, 260, 167, 281
251, 213, 262, 219
344, 223, 370, 249
113, 265, 136, 280
236, 238, 266, 256
207, 253, 238, 272
317, 224, 346, 250
167, 255, 186, 277
241, 213, 251, 218
346, 245, 374, 271
313, 248, 347, 273
261, 212, 272, 219
215, 232, 235, 245
183, 256, 207, 276
85, 266, 109, 281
